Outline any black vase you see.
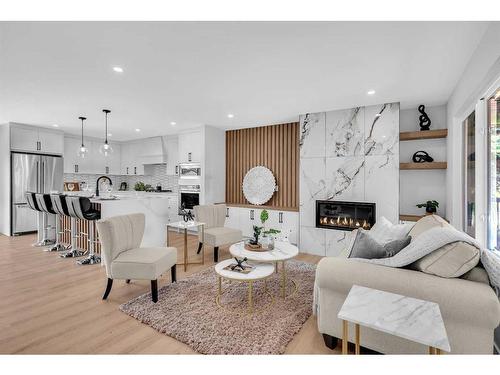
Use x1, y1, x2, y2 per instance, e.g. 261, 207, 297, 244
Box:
426, 206, 436, 214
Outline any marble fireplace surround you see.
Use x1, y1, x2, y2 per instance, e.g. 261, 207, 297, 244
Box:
299, 102, 400, 256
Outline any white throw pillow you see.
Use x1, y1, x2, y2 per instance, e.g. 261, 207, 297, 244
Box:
481, 249, 500, 291
370, 216, 413, 244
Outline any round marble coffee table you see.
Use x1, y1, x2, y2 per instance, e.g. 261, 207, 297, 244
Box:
229, 241, 299, 299
215, 259, 275, 314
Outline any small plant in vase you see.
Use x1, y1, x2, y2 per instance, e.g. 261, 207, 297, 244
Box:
416, 200, 439, 215
249, 225, 263, 246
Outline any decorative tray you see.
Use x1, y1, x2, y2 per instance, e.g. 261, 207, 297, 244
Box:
244, 242, 268, 252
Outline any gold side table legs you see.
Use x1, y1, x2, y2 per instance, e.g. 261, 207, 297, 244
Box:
342, 320, 360, 354
428, 347, 441, 355
216, 277, 274, 314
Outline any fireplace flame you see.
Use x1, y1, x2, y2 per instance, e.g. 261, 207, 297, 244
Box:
319, 216, 371, 230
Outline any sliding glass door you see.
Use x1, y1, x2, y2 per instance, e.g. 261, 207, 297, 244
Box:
487, 89, 500, 250
463, 111, 476, 237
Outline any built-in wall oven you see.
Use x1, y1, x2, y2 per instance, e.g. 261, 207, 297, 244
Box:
179, 184, 200, 214
179, 163, 201, 179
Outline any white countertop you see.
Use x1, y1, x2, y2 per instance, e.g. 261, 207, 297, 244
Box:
338, 285, 450, 352
62, 191, 177, 203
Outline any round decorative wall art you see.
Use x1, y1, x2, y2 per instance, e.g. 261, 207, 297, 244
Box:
242, 166, 277, 205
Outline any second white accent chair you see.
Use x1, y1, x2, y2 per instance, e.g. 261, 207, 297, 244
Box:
194, 204, 243, 262
96, 213, 177, 303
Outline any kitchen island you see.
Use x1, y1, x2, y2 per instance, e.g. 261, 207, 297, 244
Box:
60, 192, 179, 249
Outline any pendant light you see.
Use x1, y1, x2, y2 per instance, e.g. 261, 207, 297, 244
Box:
77, 116, 88, 158
99, 109, 113, 157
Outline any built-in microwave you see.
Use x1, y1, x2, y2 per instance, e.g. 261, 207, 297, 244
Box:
179, 163, 201, 179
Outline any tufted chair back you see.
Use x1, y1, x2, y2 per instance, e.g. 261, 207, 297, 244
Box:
194, 204, 226, 229
96, 213, 145, 276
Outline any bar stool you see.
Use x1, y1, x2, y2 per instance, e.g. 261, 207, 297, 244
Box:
34, 193, 57, 250
66, 196, 101, 265
59, 195, 85, 259
25, 192, 44, 247
49, 193, 71, 252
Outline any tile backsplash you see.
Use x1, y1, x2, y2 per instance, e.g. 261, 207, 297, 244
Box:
64, 164, 179, 193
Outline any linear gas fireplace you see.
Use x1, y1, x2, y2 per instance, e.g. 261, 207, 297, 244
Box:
316, 200, 376, 231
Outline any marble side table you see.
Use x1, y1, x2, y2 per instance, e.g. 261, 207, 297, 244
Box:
166, 221, 205, 272
338, 285, 451, 354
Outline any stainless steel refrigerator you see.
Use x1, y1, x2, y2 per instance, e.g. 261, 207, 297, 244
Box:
11, 152, 63, 234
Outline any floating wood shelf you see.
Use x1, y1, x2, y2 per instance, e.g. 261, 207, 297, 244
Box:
399, 214, 424, 222
400, 162, 447, 170
399, 129, 448, 141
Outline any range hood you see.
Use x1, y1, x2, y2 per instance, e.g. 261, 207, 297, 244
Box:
141, 136, 167, 164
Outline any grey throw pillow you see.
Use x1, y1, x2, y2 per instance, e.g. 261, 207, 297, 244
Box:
349, 229, 411, 259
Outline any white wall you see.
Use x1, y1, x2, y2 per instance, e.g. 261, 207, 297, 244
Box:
400, 105, 447, 217
203, 125, 225, 205
0, 124, 11, 235
446, 22, 500, 230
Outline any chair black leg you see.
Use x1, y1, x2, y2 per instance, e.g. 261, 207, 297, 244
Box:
171, 264, 177, 283
102, 278, 113, 300
322, 334, 338, 350
151, 279, 158, 303
214, 246, 219, 263
196, 242, 203, 254
125, 279, 131, 284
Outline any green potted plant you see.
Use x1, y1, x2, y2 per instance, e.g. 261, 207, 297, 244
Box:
259, 209, 281, 249
416, 200, 439, 215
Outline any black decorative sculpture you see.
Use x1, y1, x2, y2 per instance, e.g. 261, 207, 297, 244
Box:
418, 105, 431, 131
412, 151, 434, 163
230, 257, 249, 271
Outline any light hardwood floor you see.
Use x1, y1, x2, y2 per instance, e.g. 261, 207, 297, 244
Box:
0, 232, 339, 354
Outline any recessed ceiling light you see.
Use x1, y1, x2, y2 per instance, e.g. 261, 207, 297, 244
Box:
367, 90, 376, 95
113, 66, 124, 73
227, 113, 234, 118
170, 122, 176, 126
135, 128, 141, 132
52, 124, 59, 127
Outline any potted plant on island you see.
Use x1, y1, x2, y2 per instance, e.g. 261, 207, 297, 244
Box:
416, 200, 439, 215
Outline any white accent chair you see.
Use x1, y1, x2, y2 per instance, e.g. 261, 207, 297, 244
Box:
96, 213, 177, 303
194, 204, 243, 262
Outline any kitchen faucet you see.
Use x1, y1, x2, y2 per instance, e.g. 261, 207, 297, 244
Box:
95, 176, 113, 197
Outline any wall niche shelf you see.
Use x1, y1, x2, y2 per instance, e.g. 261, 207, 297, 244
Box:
400, 162, 447, 170
399, 129, 448, 141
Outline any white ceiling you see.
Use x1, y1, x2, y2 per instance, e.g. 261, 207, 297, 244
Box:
0, 21, 488, 141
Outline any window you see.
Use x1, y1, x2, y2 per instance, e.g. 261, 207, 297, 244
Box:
463, 111, 476, 237
487, 89, 500, 250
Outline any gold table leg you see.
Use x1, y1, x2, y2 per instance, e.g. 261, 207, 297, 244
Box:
342, 320, 349, 354
281, 261, 287, 299
183, 228, 188, 272
248, 281, 253, 313
355, 324, 360, 354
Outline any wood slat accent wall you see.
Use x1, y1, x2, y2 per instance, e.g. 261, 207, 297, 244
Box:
225, 122, 299, 210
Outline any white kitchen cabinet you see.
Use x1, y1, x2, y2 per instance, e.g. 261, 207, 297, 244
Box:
224, 206, 240, 229
38, 128, 64, 154
120, 141, 144, 175
224, 206, 299, 245
178, 130, 202, 163
63, 137, 80, 173
11, 124, 63, 154
238, 207, 263, 238
164, 136, 179, 175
